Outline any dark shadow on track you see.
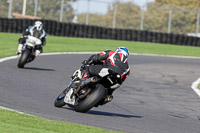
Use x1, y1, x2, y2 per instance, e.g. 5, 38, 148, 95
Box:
61, 107, 143, 118
87, 110, 143, 118
23, 67, 55, 71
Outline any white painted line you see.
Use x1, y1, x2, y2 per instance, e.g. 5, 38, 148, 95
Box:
0, 52, 99, 63
41, 52, 99, 55
0, 106, 25, 114
131, 53, 200, 59
0, 56, 17, 63
191, 78, 200, 98
1, 52, 200, 63
42, 52, 200, 59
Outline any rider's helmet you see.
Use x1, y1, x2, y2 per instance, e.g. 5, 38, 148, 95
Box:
115, 47, 129, 57
34, 21, 43, 31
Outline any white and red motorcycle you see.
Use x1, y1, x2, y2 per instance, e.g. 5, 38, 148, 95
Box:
54, 65, 122, 113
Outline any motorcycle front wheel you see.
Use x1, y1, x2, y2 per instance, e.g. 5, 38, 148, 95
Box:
18, 49, 31, 68
54, 91, 67, 108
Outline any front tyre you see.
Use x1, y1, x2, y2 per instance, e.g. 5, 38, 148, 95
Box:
54, 92, 67, 108
74, 84, 105, 113
18, 49, 30, 68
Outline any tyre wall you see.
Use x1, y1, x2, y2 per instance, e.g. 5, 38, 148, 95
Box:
0, 18, 199, 46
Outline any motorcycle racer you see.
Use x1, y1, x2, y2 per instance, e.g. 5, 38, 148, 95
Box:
82, 47, 130, 105
17, 21, 46, 56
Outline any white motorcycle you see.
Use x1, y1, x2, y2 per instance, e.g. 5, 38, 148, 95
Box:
18, 36, 42, 68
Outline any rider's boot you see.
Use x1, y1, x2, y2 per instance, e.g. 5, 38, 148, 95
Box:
95, 88, 114, 107
17, 44, 23, 55
35, 50, 41, 56
104, 95, 113, 102
94, 95, 113, 107
104, 89, 114, 103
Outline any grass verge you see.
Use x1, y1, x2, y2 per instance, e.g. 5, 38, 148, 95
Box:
0, 109, 120, 133
0, 32, 200, 58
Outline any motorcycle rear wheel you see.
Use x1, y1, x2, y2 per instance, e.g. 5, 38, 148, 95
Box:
74, 84, 105, 113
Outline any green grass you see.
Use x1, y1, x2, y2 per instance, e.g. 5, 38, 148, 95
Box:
0, 109, 120, 133
0, 32, 200, 58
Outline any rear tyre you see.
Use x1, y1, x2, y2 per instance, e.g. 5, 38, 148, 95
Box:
18, 49, 30, 68
74, 84, 105, 113
54, 92, 67, 108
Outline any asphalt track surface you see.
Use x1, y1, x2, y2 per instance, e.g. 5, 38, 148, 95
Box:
0, 54, 200, 133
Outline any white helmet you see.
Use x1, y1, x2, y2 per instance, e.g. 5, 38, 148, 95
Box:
34, 21, 43, 31
115, 47, 129, 57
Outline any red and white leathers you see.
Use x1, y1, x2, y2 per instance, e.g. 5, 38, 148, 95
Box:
84, 50, 130, 84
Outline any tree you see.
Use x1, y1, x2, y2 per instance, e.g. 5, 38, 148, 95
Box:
144, 2, 198, 34
0, 0, 198, 34
11, 0, 76, 22
108, 2, 141, 29
0, 0, 9, 18
156, 0, 200, 8
77, 2, 141, 29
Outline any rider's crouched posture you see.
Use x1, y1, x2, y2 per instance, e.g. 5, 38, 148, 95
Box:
81, 47, 130, 105
17, 21, 46, 56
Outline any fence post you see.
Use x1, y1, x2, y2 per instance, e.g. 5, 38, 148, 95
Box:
60, 0, 64, 22
86, 0, 90, 25
34, 0, 38, 18
8, 0, 13, 18
140, 7, 145, 30
113, 4, 117, 29
196, 11, 200, 34
168, 6, 173, 33
22, 0, 27, 16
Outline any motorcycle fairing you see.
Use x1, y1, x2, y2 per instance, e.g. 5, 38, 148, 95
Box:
64, 88, 76, 105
